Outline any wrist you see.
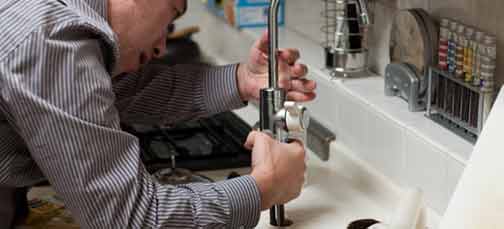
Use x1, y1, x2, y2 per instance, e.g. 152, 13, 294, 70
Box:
251, 170, 275, 211
237, 63, 251, 102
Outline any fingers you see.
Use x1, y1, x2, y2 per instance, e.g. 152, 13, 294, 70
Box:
244, 131, 259, 150
244, 131, 272, 150
285, 72, 316, 102
277, 63, 308, 88
250, 48, 269, 66
255, 31, 269, 54
278, 49, 306, 77
246, 131, 306, 154
253, 36, 309, 82
287, 91, 317, 102
290, 79, 317, 92
290, 64, 308, 78
255, 34, 302, 64
279, 49, 300, 65
278, 61, 307, 82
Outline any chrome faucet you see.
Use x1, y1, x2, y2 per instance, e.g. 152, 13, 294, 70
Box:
261, 0, 310, 226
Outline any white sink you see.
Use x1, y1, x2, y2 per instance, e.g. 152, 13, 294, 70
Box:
257, 144, 396, 228
227, 105, 404, 228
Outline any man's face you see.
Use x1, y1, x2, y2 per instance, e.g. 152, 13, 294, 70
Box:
109, 0, 187, 74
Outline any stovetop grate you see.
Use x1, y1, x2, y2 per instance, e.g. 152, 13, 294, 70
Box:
123, 112, 253, 173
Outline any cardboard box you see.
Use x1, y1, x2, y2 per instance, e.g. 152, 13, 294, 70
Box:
203, 0, 226, 17
204, 0, 285, 29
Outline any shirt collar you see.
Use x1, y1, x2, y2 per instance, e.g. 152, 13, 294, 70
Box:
62, 0, 109, 22
60, 0, 119, 75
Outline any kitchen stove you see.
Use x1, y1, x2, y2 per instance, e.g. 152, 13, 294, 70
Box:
123, 112, 253, 175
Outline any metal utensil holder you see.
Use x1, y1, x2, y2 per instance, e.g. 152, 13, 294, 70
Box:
321, 0, 371, 77
426, 67, 495, 143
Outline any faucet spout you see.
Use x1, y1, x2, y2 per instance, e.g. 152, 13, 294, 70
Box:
268, 0, 281, 89
261, 1, 309, 226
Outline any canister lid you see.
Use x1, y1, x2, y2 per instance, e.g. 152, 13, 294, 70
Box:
441, 18, 450, 27
440, 28, 450, 38
465, 27, 475, 38
475, 31, 485, 41
483, 35, 497, 45
457, 24, 465, 34
449, 21, 458, 30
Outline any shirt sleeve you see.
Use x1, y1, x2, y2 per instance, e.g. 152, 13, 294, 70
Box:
113, 63, 247, 126
0, 31, 260, 228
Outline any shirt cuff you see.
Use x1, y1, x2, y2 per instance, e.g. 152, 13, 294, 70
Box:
216, 175, 261, 228
202, 64, 247, 114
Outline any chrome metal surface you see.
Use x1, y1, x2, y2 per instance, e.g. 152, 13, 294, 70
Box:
306, 118, 335, 161
384, 63, 426, 112
322, 0, 371, 75
268, 0, 281, 89
259, 89, 286, 138
265, 1, 290, 226
426, 68, 433, 114
282, 101, 310, 133
331, 51, 368, 73
263, 0, 310, 226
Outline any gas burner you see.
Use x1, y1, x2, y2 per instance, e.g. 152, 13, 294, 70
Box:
123, 112, 252, 174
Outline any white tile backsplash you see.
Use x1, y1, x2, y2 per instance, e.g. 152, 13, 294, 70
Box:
366, 111, 406, 184
337, 90, 371, 157
442, 155, 465, 213
404, 130, 447, 214
408, 118, 474, 162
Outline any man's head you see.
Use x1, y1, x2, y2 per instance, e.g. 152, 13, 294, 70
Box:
108, 0, 187, 74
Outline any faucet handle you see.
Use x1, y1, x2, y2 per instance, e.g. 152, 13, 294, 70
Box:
283, 101, 310, 133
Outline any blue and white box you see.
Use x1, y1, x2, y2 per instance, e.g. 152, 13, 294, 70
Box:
204, 0, 285, 29
233, 0, 285, 28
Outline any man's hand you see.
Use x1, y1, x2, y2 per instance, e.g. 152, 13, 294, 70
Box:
237, 31, 317, 102
244, 131, 306, 210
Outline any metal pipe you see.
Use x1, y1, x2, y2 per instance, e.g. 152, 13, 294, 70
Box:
268, 0, 281, 89
264, 0, 293, 226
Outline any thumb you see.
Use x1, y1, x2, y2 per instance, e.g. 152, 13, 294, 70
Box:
254, 30, 269, 54
248, 132, 270, 168
245, 131, 270, 155
244, 131, 260, 150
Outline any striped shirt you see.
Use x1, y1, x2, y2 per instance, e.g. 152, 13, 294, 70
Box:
0, 0, 261, 228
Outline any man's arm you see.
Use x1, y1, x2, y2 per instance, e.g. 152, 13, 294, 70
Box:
1, 31, 259, 228
113, 63, 246, 126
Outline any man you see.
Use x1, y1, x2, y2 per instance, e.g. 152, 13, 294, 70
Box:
0, 0, 316, 228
